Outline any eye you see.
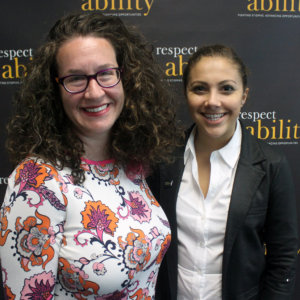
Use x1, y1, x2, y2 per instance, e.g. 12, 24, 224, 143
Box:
191, 85, 207, 94
221, 84, 235, 93
64, 75, 86, 86
99, 70, 114, 76
97, 69, 117, 82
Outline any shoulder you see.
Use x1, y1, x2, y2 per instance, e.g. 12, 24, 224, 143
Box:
9, 156, 71, 186
240, 122, 294, 185
240, 122, 288, 165
13, 156, 60, 172
146, 130, 187, 197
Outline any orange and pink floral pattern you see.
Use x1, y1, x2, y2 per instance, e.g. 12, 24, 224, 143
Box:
0, 158, 170, 299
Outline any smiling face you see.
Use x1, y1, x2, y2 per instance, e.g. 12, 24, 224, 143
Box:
186, 56, 249, 149
56, 36, 125, 145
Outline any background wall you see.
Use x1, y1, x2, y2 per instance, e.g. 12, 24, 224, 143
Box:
1, 0, 299, 298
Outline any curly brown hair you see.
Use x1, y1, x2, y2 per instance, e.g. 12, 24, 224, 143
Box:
6, 12, 181, 183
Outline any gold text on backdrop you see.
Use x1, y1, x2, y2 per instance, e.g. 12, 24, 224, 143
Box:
247, 0, 300, 12
81, 0, 154, 16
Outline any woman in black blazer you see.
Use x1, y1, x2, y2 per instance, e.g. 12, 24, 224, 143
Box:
147, 45, 298, 300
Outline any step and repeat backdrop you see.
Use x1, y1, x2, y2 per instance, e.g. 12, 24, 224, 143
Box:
1, 0, 300, 298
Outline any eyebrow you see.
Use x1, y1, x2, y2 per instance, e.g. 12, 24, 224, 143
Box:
64, 64, 117, 75
189, 79, 237, 85
218, 80, 237, 85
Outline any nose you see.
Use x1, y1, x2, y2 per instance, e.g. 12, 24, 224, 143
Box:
205, 90, 220, 107
83, 77, 105, 99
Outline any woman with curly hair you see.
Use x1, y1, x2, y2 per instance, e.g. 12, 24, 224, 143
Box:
0, 12, 180, 299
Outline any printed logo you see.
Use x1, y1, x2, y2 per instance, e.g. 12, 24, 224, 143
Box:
155, 46, 198, 82
240, 111, 299, 145
238, 0, 300, 19
248, 0, 300, 12
81, 0, 155, 16
0, 48, 33, 85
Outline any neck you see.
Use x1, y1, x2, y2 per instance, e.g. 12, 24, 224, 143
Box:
79, 133, 110, 162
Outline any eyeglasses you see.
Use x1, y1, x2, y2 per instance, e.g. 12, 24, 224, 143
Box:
55, 67, 122, 94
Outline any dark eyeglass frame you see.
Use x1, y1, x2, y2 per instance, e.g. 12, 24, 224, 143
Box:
55, 67, 122, 94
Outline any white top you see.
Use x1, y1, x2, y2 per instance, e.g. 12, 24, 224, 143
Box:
177, 121, 242, 300
0, 157, 171, 299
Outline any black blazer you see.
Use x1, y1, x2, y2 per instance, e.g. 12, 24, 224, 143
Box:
147, 122, 298, 300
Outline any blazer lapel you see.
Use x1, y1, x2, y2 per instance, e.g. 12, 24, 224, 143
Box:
222, 124, 266, 282
158, 126, 192, 225
156, 125, 193, 300
159, 147, 185, 299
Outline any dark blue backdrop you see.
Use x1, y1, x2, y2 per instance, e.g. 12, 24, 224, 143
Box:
1, 1, 299, 298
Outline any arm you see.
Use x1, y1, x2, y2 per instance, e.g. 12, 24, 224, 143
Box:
261, 155, 298, 300
0, 159, 67, 298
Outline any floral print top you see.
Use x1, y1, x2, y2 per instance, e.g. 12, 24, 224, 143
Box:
0, 157, 171, 299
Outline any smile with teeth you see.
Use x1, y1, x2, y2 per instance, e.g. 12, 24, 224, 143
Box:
203, 113, 225, 121
84, 104, 108, 113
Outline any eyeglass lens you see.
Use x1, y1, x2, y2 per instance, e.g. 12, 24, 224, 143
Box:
63, 68, 120, 93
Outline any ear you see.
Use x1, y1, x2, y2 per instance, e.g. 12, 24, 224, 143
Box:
241, 88, 249, 106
